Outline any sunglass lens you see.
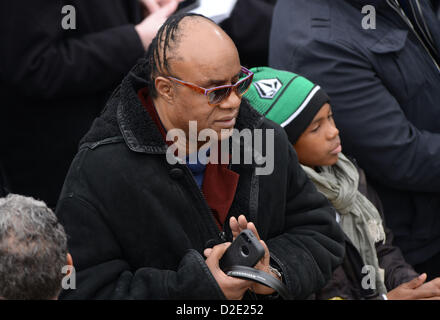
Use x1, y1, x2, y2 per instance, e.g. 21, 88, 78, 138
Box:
237, 76, 253, 96
208, 87, 230, 104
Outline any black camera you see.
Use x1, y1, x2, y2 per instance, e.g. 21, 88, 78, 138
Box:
219, 229, 265, 272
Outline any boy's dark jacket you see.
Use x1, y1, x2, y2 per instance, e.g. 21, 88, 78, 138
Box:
316, 164, 419, 300
270, 0, 440, 265
55, 59, 345, 299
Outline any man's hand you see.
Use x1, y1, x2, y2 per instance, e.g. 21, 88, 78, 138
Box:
204, 242, 253, 300
135, 0, 180, 50
229, 215, 280, 295
387, 274, 440, 300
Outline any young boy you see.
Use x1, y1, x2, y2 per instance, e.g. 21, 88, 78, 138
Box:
245, 67, 440, 300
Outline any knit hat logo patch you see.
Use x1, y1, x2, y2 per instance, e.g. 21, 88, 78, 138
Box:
253, 78, 282, 99
244, 67, 330, 144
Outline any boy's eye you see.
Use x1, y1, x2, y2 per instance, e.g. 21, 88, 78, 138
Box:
311, 125, 320, 133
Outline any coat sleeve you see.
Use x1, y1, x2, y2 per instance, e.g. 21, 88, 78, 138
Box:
270, 36, 440, 192
356, 165, 419, 289
56, 193, 226, 300
55, 147, 226, 300
0, 1, 145, 100
376, 226, 420, 290
267, 142, 346, 299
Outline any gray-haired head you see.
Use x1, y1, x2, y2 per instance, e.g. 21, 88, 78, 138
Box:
0, 194, 67, 299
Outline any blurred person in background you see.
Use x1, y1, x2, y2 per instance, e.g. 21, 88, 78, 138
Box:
220, 0, 277, 68
0, 0, 179, 208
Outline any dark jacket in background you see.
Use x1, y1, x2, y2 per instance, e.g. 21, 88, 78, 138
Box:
220, 0, 277, 68
316, 164, 418, 300
55, 59, 345, 299
0, 0, 145, 207
269, 0, 440, 266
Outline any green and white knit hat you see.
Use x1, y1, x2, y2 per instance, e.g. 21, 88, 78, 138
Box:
244, 66, 330, 144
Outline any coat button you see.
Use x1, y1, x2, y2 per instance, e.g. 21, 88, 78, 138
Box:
169, 167, 184, 180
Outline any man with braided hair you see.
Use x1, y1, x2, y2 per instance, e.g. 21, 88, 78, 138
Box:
56, 13, 345, 300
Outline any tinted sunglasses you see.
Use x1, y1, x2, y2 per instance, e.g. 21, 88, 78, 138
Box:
166, 66, 254, 105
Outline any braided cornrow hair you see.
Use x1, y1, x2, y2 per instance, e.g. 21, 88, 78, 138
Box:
146, 12, 215, 98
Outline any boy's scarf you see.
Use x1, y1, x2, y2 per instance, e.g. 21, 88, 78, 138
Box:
301, 153, 387, 294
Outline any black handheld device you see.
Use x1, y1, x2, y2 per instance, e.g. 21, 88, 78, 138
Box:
219, 229, 265, 272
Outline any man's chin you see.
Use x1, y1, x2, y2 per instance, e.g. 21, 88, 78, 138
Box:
207, 127, 236, 141
218, 127, 235, 140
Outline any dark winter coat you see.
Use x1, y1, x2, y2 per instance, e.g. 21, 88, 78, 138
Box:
315, 165, 418, 300
0, 0, 145, 207
270, 0, 440, 265
55, 59, 345, 300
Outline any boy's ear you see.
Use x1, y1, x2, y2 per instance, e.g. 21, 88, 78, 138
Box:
155, 76, 174, 103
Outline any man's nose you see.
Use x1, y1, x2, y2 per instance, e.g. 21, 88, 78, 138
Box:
218, 89, 241, 109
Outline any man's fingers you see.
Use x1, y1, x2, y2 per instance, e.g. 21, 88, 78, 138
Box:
207, 243, 252, 287
207, 242, 231, 264
229, 216, 240, 239
426, 277, 440, 289
204, 242, 253, 300
204, 248, 213, 258
230, 215, 262, 242
254, 240, 270, 272
230, 215, 248, 239
247, 222, 261, 240
238, 215, 248, 230
406, 273, 427, 289
260, 240, 270, 265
